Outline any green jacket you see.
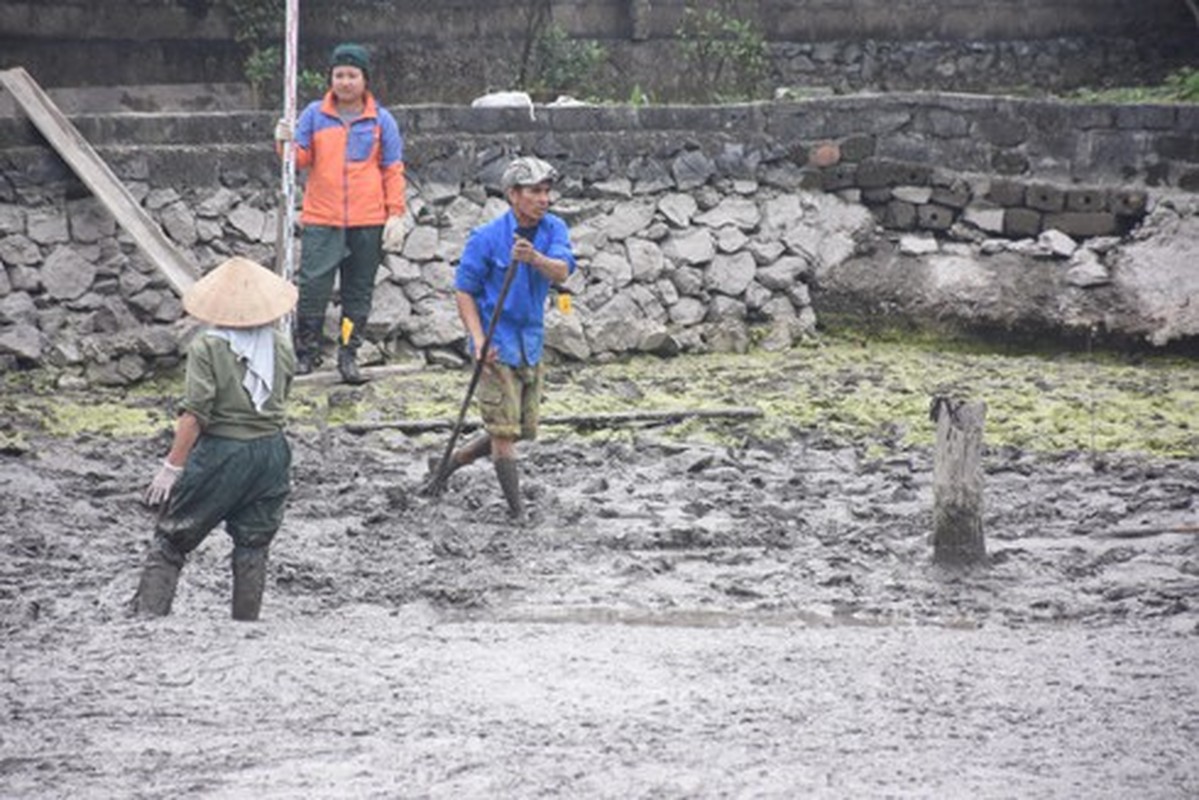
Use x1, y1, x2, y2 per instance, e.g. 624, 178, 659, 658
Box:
180, 329, 295, 439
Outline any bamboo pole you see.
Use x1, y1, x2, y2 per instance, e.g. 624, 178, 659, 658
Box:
1095, 524, 1199, 540
341, 406, 763, 435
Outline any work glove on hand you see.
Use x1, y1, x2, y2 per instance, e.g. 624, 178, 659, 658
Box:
143, 460, 183, 508
274, 118, 293, 143
382, 215, 409, 253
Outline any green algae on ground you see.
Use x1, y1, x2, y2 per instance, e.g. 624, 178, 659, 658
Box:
8, 334, 1197, 457
235, 339, 1199, 457
535, 338, 1198, 457
285, 368, 464, 432
26, 371, 185, 439
0, 428, 29, 454
297, 336, 1195, 457
44, 400, 164, 438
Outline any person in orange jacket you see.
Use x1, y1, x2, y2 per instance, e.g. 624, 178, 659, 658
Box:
275, 43, 406, 383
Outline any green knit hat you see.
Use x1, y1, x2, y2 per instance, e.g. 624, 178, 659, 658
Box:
329, 43, 370, 77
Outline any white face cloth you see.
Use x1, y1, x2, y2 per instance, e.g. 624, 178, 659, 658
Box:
206, 326, 276, 412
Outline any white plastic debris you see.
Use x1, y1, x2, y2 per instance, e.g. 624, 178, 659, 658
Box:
470, 91, 535, 121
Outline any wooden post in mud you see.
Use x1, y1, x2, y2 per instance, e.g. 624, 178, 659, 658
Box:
930, 396, 987, 565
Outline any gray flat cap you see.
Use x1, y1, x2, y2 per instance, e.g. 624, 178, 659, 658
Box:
501, 156, 559, 190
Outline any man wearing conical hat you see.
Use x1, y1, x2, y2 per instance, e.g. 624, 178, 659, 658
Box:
132, 257, 298, 621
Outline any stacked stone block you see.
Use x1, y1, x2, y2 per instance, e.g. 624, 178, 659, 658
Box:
811, 155, 1149, 241
0, 156, 881, 380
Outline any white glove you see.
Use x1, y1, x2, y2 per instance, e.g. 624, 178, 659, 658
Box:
144, 460, 183, 508
274, 118, 293, 143
382, 215, 409, 253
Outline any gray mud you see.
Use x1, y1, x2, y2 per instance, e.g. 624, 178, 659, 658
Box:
2, 369, 1198, 798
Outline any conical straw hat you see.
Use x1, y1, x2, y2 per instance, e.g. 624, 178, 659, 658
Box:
183, 256, 298, 328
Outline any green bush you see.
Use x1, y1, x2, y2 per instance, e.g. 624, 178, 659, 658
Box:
675, 1, 768, 103
628, 83, 652, 107
527, 24, 608, 100
1164, 67, 1199, 102
245, 46, 326, 108
217, 0, 320, 109
1069, 66, 1199, 104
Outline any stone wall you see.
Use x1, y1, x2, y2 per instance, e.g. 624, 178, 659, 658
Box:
1, 0, 1192, 102
0, 95, 1195, 382
6, 93, 1189, 190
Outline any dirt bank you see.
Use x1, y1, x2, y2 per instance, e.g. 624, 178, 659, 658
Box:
2, 338, 1197, 797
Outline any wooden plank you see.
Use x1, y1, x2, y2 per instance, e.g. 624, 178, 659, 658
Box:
0, 67, 198, 295
340, 406, 763, 435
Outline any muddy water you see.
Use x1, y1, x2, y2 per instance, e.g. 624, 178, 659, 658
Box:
2, 400, 1198, 797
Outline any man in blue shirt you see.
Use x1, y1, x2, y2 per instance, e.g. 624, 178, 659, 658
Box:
438, 156, 576, 521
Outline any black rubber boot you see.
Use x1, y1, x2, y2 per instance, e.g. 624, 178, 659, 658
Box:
337, 317, 370, 385
132, 538, 184, 618
420, 451, 459, 497
231, 545, 269, 622
293, 317, 324, 376
337, 345, 369, 385
493, 457, 525, 523
427, 435, 491, 482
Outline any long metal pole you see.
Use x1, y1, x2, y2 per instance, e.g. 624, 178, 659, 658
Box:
277, 0, 299, 325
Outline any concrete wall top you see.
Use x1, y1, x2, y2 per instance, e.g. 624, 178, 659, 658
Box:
2, 93, 1193, 142
1, 95, 1195, 192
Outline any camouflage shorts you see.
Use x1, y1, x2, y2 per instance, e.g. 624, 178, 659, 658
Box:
476, 362, 544, 441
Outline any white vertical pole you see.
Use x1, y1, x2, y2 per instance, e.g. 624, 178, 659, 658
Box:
277, 0, 299, 329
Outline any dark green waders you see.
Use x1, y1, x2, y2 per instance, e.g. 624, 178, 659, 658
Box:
293, 316, 325, 375
295, 224, 382, 383
132, 537, 185, 617
231, 545, 269, 621
135, 433, 291, 621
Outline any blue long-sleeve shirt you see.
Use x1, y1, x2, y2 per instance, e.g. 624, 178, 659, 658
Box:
454, 210, 576, 367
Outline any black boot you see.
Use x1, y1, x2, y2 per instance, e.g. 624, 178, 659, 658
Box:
427, 435, 491, 482
337, 316, 370, 385
337, 345, 369, 384
231, 545, 269, 622
493, 457, 525, 523
422, 435, 493, 496
293, 316, 324, 376
132, 538, 184, 617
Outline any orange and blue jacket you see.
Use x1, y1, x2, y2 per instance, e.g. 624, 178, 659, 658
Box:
292, 91, 406, 228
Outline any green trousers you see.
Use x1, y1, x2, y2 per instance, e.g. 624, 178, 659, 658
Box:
296, 224, 384, 325
156, 432, 291, 554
